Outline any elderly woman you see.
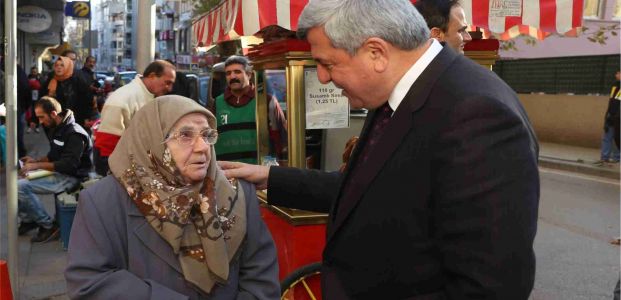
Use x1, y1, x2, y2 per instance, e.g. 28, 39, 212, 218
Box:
65, 95, 279, 299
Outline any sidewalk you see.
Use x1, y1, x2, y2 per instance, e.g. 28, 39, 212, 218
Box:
539, 142, 620, 179
6, 140, 620, 299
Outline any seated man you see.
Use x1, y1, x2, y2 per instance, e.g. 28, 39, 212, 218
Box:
18, 96, 93, 243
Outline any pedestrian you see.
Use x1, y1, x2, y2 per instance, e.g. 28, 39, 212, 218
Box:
94, 60, 176, 176
414, 0, 473, 53
220, 0, 540, 298
41, 56, 91, 127
75, 55, 101, 128
595, 70, 620, 165
65, 95, 279, 299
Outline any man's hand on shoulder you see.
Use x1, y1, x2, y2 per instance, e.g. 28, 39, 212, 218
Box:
218, 161, 270, 190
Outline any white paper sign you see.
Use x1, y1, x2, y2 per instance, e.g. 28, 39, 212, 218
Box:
489, 0, 522, 17
304, 69, 349, 129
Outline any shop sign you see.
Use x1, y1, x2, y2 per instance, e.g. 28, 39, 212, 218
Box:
304, 68, 350, 129
17, 6, 52, 33
176, 55, 192, 65
490, 0, 522, 17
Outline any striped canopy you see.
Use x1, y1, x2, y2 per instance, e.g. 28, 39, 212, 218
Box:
192, 0, 584, 47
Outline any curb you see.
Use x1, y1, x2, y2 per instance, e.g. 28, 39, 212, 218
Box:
539, 156, 620, 180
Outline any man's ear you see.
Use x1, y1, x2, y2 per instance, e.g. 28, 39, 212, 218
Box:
50, 111, 58, 118
362, 37, 389, 73
430, 27, 445, 41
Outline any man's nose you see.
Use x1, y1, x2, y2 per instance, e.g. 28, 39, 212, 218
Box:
316, 65, 331, 84
463, 31, 472, 43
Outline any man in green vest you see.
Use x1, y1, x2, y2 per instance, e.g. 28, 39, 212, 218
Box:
214, 56, 287, 164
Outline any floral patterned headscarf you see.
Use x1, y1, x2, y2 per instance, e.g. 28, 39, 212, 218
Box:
108, 95, 247, 294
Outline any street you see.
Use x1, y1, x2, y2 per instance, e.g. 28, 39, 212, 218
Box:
531, 168, 620, 300
1, 132, 620, 299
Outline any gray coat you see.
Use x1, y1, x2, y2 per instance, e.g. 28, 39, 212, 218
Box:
65, 176, 280, 299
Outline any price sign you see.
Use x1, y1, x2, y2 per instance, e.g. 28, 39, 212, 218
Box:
489, 0, 522, 17
304, 69, 350, 129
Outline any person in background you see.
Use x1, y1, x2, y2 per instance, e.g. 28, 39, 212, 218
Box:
220, 0, 539, 298
41, 56, 91, 127
65, 95, 279, 299
61, 49, 78, 64
414, 0, 472, 54
16, 64, 31, 157
18, 96, 92, 243
28, 66, 40, 80
0, 104, 6, 166
595, 70, 621, 165
94, 60, 176, 176
76, 56, 101, 129
212, 56, 287, 164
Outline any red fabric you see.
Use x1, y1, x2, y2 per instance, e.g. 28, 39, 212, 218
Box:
94, 131, 121, 157
28, 79, 41, 91
572, 0, 584, 28
258, 0, 277, 30
539, 0, 557, 33
471, 0, 490, 30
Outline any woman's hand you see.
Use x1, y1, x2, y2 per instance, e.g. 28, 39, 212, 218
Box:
218, 161, 270, 190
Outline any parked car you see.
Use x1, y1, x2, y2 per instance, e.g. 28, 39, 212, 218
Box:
95, 71, 114, 87
113, 71, 138, 89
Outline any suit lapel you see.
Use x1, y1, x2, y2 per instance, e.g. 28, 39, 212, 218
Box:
327, 46, 458, 242
328, 109, 376, 221
127, 196, 183, 274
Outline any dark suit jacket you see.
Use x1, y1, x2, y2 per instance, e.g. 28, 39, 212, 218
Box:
267, 46, 539, 299
65, 176, 280, 300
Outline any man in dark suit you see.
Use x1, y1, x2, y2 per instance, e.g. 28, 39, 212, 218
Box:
220, 0, 539, 298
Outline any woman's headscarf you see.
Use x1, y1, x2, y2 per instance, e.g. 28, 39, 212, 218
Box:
47, 56, 74, 97
108, 95, 247, 294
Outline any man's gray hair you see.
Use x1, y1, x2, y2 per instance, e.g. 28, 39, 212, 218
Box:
224, 55, 252, 72
297, 0, 430, 55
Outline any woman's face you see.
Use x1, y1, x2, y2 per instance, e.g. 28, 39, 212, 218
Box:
165, 113, 212, 184
54, 60, 65, 76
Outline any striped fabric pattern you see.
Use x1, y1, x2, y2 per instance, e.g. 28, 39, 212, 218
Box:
192, 0, 583, 47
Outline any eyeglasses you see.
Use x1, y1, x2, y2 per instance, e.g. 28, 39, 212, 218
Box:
165, 128, 218, 146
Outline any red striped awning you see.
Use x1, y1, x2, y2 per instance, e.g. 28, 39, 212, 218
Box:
192, 0, 583, 47
192, 0, 308, 47
463, 0, 583, 34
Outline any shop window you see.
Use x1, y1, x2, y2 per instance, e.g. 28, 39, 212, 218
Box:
583, 0, 602, 18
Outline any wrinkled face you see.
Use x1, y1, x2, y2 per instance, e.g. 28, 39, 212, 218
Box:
34, 106, 57, 128
439, 6, 472, 53
54, 60, 66, 77
85, 57, 96, 70
225, 63, 251, 92
165, 113, 212, 184
308, 27, 382, 109
146, 67, 176, 96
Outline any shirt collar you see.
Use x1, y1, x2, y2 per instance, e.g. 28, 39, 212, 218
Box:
136, 76, 155, 98
387, 39, 443, 112
224, 85, 255, 107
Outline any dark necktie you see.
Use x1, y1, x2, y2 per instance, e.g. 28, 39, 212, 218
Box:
335, 102, 393, 219
357, 102, 393, 164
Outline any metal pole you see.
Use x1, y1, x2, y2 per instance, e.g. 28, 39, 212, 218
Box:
136, 0, 155, 73
88, 7, 92, 56
4, 0, 19, 297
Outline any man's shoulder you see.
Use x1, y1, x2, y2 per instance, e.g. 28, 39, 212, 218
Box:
106, 80, 144, 103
